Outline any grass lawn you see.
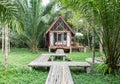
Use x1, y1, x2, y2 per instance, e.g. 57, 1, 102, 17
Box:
0, 48, 120, 84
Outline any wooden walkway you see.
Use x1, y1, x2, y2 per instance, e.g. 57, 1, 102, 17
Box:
29, 54, 51, 64
46, 65, 74, 84
29, 62, 90, 68
51, 49, 66, 57
28, 49, 91, 84
55, 49, 65, 54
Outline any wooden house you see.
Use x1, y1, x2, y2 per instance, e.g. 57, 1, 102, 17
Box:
45, 16, 75, 52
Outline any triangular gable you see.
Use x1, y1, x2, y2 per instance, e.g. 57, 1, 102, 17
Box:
45, 16, 74, 35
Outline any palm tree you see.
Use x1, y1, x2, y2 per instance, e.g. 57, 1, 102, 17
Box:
0, 0, 18, 70
60, 0, 120, 74
97, 0, 120, 74
16, 0, 55, 53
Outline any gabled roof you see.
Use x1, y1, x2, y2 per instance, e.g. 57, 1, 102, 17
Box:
45, 16, 74, 35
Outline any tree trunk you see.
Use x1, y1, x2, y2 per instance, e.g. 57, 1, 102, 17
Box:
92, 31, 95, 72
4, 24, 9, 71
86, 25, 91, 51
91, 15, 95, 73
2, 28, 5, 53
99, 30, 103, 56
8, 28, 10, 52
30, 40, 38, 53
105, 57, 118, 74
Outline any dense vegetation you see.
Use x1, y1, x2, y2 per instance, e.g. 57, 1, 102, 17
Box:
0, 0, 120, 83
0, 48, 120, 84
60, 0, 120, 74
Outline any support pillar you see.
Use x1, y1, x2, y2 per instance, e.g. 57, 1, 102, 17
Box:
84, 47, 86, 53
63, 57, 65, 61
51, 56, 54, 61
29, 67, 32, 71
49, 47, 51, 52
84, 66, 91, 73
70, 47, 72, 53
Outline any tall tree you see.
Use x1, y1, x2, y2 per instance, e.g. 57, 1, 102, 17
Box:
16, 0, 55, 53
0, 0, 18, 70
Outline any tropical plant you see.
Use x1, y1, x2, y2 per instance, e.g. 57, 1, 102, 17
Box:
96, 0, 120, 74
0, 0, 19, 70
60, 0, 97, 72
60, 0, 120, 74
16, 0, 55, 53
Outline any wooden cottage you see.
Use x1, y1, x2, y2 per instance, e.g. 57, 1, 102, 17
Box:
45, 16, 75, 52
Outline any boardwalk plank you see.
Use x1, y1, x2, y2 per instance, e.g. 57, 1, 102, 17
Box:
55, 49, 65, 54
46, 65, 74, 84
29, 62, 90, 67
28, 54, 51, 66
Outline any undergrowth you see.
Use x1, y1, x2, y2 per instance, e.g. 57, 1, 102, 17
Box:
0, 48, 120, 84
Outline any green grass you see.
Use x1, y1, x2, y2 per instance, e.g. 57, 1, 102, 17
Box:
72, 73, 120, 84
0, 48, 49, 84
0, 48, 49, 67
68, 51, 100, 61
0, 48, 120, 84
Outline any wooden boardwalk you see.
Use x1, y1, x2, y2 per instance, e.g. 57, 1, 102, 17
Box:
55, 49, 65, 54
29, 54, 51, 64
51, 49, 67, 61
28, 49, 91, 84
46, 65, 74, 84
29, 62, 90, 67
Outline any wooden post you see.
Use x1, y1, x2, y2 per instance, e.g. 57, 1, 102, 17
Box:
49, 32, 51, 52
49, 46, 51, 52
29, 67, 32, 71
84, 46, 87, 53
51, 56, 54, 61
62, 32, 64, 47
70, 47, 72, 53
84, 67, 91, 73
57, 32, 58, 47
63, 57, 65, 61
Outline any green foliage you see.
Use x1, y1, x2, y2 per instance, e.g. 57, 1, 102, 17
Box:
0, 48, 49, 84
15, 0, 55, 53
0, 48, 120, 83
72, 73, 120, 84
10, 31, 27, 48
97, 63, 112, 74
96, 0, 120, 74
0, 0, 17, 24
0, 63, 48, 84
60, 0, 120, 74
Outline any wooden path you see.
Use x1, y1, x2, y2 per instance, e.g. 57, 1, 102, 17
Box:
45, 65, 74, 84
28, 49, 91, 84
31, 54, 51, 62
55, 49, 65, 54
